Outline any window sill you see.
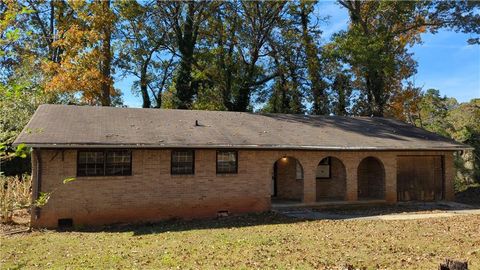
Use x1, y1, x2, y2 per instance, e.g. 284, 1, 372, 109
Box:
216, 173, 238, 177
170, 174, 196, 177
76, 175, 133, 180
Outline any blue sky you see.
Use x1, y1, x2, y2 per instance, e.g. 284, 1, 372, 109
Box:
117, 1, 480, 108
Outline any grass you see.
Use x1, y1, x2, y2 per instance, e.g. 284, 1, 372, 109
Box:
1, 213, 480, 269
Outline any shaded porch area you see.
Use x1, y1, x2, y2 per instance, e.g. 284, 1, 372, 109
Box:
270, 154, 390, 206
271, 156, 303, 203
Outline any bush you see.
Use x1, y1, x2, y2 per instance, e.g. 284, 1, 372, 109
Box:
0, 175, 31, 223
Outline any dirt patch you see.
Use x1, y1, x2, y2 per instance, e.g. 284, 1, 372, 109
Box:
1, 209, 30, 235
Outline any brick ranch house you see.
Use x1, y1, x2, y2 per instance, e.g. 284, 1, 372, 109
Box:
14, 104, 469, 228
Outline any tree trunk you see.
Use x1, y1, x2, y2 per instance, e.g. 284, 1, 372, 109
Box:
174, 2, 196, 109
100, 0, 112, 106
332, 73, 351, 116
140, 66, 151, 108
366, 68, 385, 116
217, 11, 236, 111
299, 2, 328, 115
234, 58, 257, 112
49, 0, 55, 62
439, 259, 468, 270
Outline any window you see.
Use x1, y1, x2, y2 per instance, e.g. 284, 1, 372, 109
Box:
77, 150, 132, 177
296, 160, 303, 180
77, 151, 104, 176
171, 150, 194, 175
316, 157, 331, 179
217, 151, 238, 174
106, 150, 132, 176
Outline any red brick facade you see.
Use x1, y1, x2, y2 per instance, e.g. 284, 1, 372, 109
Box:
30, 149, 455, 228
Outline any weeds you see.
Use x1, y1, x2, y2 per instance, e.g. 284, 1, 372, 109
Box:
0, 175, 31, 223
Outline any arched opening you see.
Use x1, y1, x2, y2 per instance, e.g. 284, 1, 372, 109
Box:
272, 157, 303, 202
357, 157, 385, 200
316, 157, 346, 201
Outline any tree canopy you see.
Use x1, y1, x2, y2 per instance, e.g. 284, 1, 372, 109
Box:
1, 0, 479, 181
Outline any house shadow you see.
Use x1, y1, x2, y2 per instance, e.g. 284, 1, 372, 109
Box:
68, 212, 308, 236
455, 185, 480, 206
63, 200, 480, 234
306, 201, 480, 220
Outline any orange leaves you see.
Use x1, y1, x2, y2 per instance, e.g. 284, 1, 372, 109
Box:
387, 85, 422, 122
41, 0, 117, 105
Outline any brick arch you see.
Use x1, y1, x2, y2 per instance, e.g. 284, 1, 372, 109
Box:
357, 156, 385, 200
316, 156, 347, 201
271, 156, 304, 201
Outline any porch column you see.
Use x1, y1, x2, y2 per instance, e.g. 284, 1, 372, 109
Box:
384, 155, 397, 203
303, 166, 316, 204
443, 153, 455, 201
345, 161, 358, 201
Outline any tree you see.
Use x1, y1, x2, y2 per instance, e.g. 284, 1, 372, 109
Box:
1, 0, 71, 161
415, 89, 457, 137
42, 0, 118, 105
115, 0, 175, 108
386, 83, 422, 123
99, 0, 113, 106
230, 1, 285, 112
414, 89, 479, 184
428, 1, 480, 45
331, 72, 353, 116
1, 0, 27, 80
333, 0, 479, 117
446, 99, 480, 183
334, 1, 423, 116
262, 37, 304, 114
156, 1, 213, 109
260, 2, 305, 114
199, 1, 239, 111
190, 1, 285, 112
296, 0, 328, 115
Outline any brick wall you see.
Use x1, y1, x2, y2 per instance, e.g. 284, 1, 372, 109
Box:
31, 149, 456, 227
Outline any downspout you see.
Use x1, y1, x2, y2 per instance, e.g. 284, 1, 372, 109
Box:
32, 148, 42, 220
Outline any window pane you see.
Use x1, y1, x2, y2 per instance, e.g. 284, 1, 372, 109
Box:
77, 151, 104, 176
217, 151, 237, 174
77, 150, 132, 177
172, 150, 194, 174
106, 150, 132, 176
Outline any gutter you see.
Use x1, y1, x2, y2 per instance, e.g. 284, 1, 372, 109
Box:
15, 143, 474, 151
32, 148, 42, 220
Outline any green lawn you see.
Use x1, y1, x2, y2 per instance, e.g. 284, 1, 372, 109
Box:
1, 213, 479, 269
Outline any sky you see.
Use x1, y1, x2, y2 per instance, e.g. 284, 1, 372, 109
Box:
116, 1, 480, 108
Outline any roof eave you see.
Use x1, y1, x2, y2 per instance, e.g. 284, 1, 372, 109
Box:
14, 142, 473, 151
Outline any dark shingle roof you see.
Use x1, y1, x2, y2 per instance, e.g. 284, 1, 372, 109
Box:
14, 104, 469, 150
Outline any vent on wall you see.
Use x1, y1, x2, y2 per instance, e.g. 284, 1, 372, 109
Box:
58, 218, 73, 228
217, 210, 229, 217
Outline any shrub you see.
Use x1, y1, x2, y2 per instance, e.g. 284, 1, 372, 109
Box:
0, 175, 31, 223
